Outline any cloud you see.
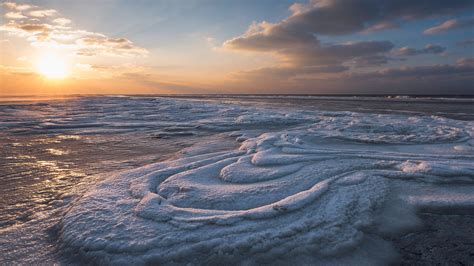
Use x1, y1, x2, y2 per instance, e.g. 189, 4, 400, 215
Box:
224, 18, 394, 68
1, 2, 33, 11
284, 41, 395, 70
0, 2, 148, 58
350, 55, 393, 68
18, 23, 52, 33
340, 61, 474, 94
235, 64, 349, 80
29, 9, 57, 18
232, 59, 474, 94
53, 18, 71, 26
75, 63, 93, 71
224, 21, 319, 53
278, 0, 474, 36
293, 41, 394, 64
457, 38, 474, 46
0, 64, 37, 76
424, 17, 474, 34
5, 11, 26, 19
363, 22, 399, 33
223, 0, 472, 81
356, 63, 474, 79
224, 0, 473, 49
457, 57, 474, 66
0, 22, 51, 35
75, 37, 149, 57
394, 44, 446, 56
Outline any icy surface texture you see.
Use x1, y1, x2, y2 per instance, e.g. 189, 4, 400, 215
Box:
57, 97, 474, 264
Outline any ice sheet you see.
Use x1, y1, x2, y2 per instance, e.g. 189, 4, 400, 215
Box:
55, 97, 474, 264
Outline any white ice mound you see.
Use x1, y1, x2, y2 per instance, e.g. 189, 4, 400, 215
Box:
59, 117, 474, 264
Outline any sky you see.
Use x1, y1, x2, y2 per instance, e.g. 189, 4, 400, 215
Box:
1, 0, 473, 95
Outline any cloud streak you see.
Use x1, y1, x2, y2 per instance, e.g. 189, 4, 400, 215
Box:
394, 44, 446, 56
457, 38, 474, 46
424, 17, 474, 34
29, 9, 57, 18
5, 11, 26, 19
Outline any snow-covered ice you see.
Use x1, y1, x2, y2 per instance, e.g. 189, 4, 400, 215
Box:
53, 97, 474, 265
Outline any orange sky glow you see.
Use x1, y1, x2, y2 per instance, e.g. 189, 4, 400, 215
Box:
1, 1, 473, 95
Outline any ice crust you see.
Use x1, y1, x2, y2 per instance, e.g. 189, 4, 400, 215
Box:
58, 97, 474, 265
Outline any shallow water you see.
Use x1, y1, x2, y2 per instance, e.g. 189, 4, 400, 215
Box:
0, 95, 473, 264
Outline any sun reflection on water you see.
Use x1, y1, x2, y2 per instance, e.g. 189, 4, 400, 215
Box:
0, 137, 87, 227
46, 148, 69, 156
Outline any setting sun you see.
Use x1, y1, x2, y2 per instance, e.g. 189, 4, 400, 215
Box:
36, 54, 69, 79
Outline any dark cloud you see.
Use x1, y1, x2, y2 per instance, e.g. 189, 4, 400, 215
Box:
338, 60, 474, 93
233, 60, 474, 94
269, 40, 395, 67
76, 36, 148, 56
225, 21, 394, 67
224, 0, 472, 77
349, 64, 474, 94
457, 57, 474, 66
379, 0, 474, 20
270, 60, 474, 85
224, 22, 319, 52
351, 55, 392, 68
394, 44, 446, 56
285, 0, 474, 35
78, 37, 138, 50
0, 22, 52, 43
236, 64, 349, 79
0, 22, 51, 33
357, 63, 474, 79
457, 38, 474, 46
18, 23, 51, 33
422, 44, 447, 54
424, 17, 474, 34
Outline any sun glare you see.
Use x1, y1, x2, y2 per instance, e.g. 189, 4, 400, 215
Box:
36, 54, 69, 79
